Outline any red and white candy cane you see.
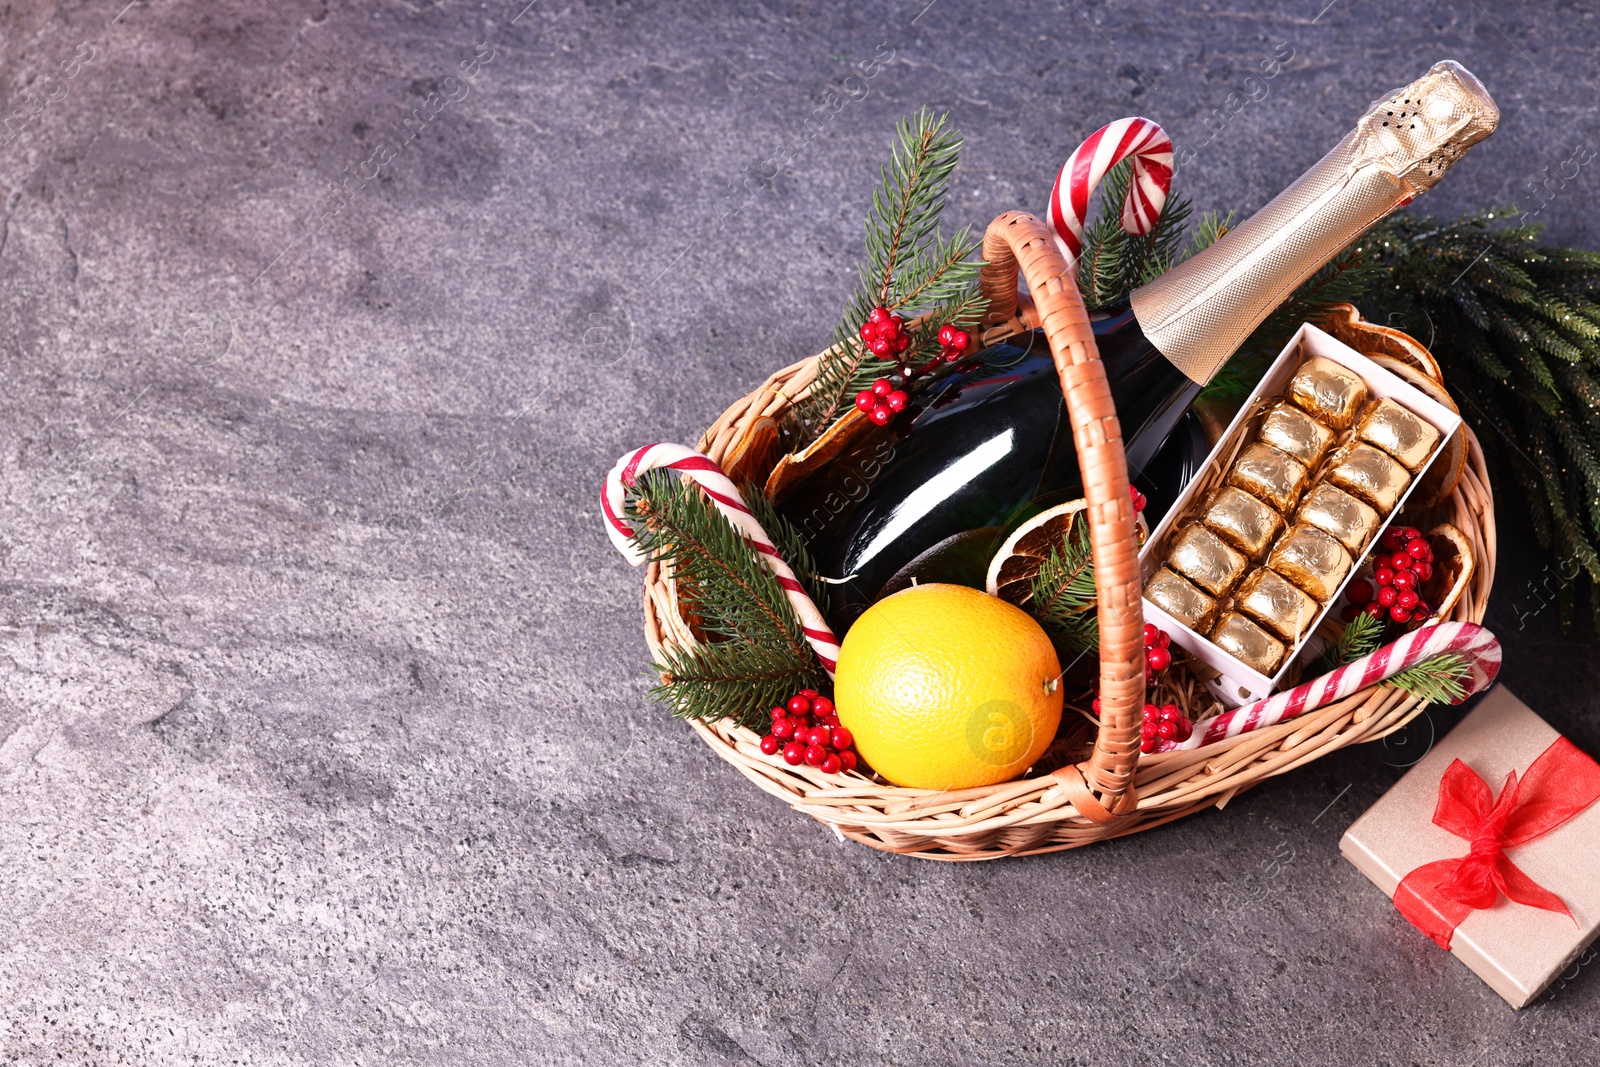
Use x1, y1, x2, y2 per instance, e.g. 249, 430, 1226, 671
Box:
602, 443, 841, 676
1159, 621, 1501, 752
1047, 116, 1174, 269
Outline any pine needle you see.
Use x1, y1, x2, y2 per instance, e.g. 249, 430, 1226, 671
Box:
1026, 515, 1099, 654
743, 482, 831, 621
1076, 160, 1196, 311
1309, 611, 1383, 677
624, 472, 827, 725
1386, 651, 1472, 706
1360, 207, 1600, 629
790, 109, 985, 444
1187, 210, 1234, 258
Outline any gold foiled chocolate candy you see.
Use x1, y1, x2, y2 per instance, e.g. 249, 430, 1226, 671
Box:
1358, 398, 1441, 470
1288, 355, 1368, 430
1267, 524, 1353, 602
1167, 525, 1248, 598
1295, 483, 1381, 554
1235, 569, 1321, 643
1326, 442, 1411, 513
1259, 401, 1334, 466
1227, 443, 1309, 513
1203, 486, 1285, 559
1211, 611, 1286, 676
1143, 567, 1218, 633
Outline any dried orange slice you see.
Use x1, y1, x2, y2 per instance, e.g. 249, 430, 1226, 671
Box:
1419, 522, 1475, 622
985, 500, 1147, 607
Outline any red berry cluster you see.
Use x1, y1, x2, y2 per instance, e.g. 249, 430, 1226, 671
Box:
1341, 526, 1434, 625
854, 378, 910, 425
851, 315, 976, 425
1143, 621, 1171, 679
758, 690, 859, 775
1089, 623, 1187, 753
1089, 693, 1194, 753
1140, 703, 1193, 752
859, 307, 911, 358
893, 322, 972, 383
1129, 483, 1147, 514
933, 322, 972, 362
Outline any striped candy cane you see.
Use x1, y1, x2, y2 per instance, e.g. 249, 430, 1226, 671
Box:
1047, 116, 1174, 269
602, 443, 841, 676
1160, 621, 1501, 752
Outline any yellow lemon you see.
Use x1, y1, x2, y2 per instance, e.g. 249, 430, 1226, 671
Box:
834, 584, 1062, 790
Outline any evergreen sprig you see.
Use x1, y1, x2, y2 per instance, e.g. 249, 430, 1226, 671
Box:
1187, 210, 1235, 261
624, 472, 828, 726
744, 486, 831, 624
1077, 161, 1196, 311
1301, 611, 1468, 705
1309, 610, 1383, 676
1358, 208, 1600, 627
1026, 515, 1099, 655
791, 109, 985, 444
1386, 651, 1472, 706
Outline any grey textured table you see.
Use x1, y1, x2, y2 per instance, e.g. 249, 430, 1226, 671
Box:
1, 0, 1597, 1063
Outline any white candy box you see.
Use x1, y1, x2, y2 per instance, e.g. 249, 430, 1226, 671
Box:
1139, 322, 1463, 707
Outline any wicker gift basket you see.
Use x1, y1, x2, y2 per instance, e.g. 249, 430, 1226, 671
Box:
641, 210, 1496, 861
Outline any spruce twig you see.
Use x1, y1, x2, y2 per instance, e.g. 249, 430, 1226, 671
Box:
1026, 516, 1099, 655
1076, 161, 1196, 311
1386, 651, 1472, 706
623, 473, 827, 726
1359, 208, 1600, 628
791, 110, 985, 444
744, 483, 831, 621
1309, 611, 1383, 676
1187, 210, 1235, 259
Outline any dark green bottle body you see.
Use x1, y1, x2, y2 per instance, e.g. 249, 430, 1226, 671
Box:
781, 307, 1204, 632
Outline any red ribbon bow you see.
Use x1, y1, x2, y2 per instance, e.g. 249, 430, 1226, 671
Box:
1393, 737, 1600, 949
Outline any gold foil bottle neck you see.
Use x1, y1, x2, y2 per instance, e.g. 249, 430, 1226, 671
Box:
1130, 61, 1498, 385
1352, 61, 1499, 197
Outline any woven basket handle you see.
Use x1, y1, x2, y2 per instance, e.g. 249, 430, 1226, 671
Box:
979, 211, 1143, 820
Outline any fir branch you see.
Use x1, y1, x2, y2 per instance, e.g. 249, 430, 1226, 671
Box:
650, 642, 821, 727
1026, 516, 1099, 654
791, 110, 984, 444
1386, 651, 1471, 706
1187, 210, 1234, 259
1075, 161, 1196, 311
1133, 195, 1194, 286
628, 474, 805, 650
624, 472, 826, 725
1195, 362, 1257, 406
894, 226, 981, 310
869, 113, 963, 305
1077, 161, 1137, 309
1309, 610, 1382, 676
1359, 207, 1600, 627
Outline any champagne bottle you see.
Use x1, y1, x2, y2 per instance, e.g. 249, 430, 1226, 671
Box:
783, 61, 1498, 631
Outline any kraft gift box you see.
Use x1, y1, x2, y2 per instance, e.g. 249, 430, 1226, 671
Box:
1340, 686, 1600, 1008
